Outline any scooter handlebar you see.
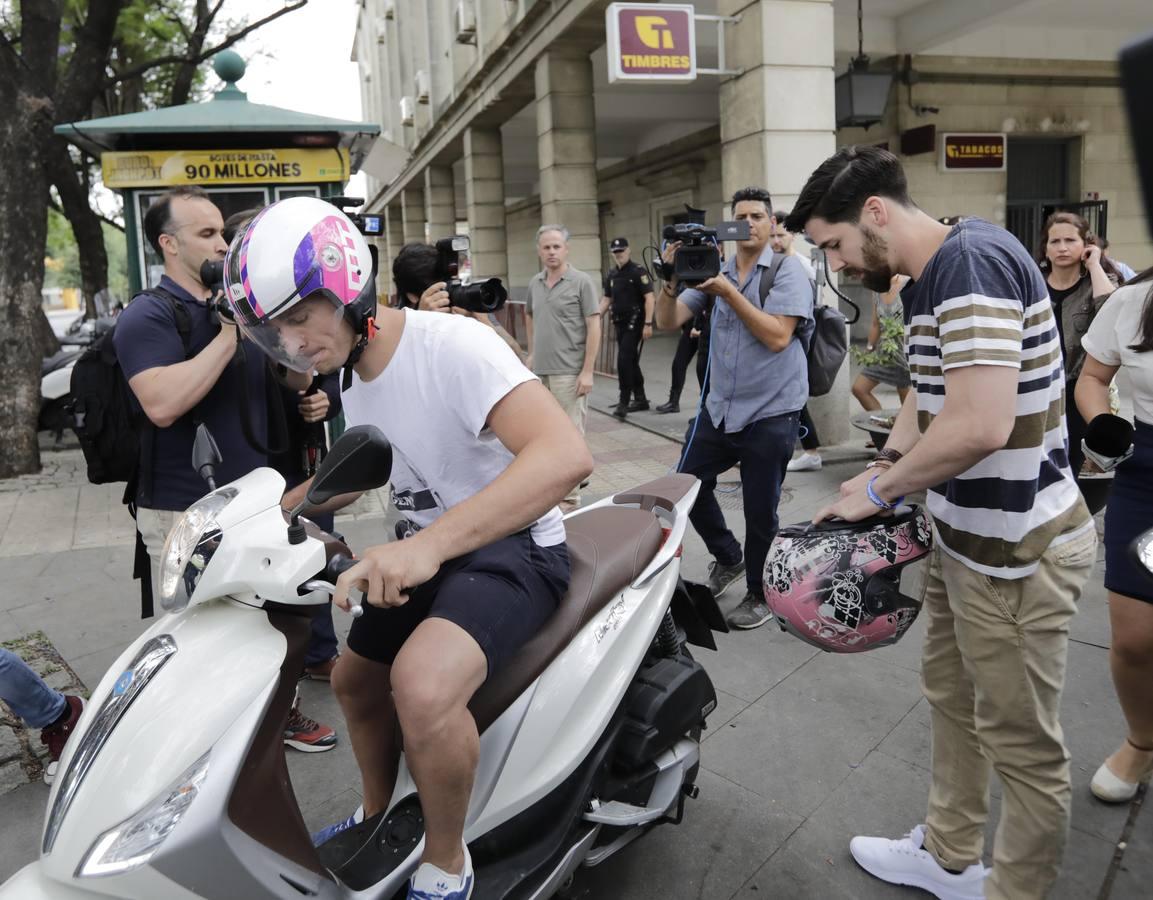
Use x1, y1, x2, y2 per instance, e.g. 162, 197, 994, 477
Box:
303, 554, 364, 617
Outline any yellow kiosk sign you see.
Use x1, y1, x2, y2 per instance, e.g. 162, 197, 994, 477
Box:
102, 148, 350, 188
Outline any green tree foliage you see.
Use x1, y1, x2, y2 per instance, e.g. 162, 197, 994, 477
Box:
0, 0, 307, 477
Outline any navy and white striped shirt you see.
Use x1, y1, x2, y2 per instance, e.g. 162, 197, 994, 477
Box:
902, 218, 1091, 578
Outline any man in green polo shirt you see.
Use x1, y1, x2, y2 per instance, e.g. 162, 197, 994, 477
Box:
526, 224, 602, 509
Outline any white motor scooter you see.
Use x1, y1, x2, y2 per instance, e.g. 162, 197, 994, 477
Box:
2, 424, 727, 899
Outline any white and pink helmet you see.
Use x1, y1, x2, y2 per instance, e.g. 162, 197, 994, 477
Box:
764, 506, 933, 653
224, 197, 376, 372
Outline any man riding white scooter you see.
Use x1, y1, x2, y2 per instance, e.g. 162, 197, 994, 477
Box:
224, 197, 593, 899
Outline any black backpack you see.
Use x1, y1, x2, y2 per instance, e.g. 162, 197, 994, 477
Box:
757, 256, 848, 397
70, 289, 193, 486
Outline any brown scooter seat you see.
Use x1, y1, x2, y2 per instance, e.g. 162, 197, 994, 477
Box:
468, 505, 664, 733
612, 473, 697, 512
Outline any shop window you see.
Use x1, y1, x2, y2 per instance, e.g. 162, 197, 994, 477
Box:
136, 187, 269, 289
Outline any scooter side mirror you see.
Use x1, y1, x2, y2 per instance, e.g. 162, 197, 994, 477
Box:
305, 424, 393, 507
192, 424, 223, 490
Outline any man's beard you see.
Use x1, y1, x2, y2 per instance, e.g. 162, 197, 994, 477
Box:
857, 227, 895, 293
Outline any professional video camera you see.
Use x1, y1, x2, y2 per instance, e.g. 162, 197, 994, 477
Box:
433, 235, 508, 314
662, 219, 750, 285
328, 195, 384, 236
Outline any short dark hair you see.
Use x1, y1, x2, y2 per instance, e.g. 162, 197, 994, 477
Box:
392, 243, 439, 304
222, 207, 263, 246
730, 186, 773, 216
785, 146, 914, 234
143, 186, 211, 255
772, 210, 791, 227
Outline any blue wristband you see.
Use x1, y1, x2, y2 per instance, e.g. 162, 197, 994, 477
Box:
867, 475, 903, 511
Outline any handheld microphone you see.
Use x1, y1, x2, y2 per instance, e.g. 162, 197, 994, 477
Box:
1082, 413, 1135, 472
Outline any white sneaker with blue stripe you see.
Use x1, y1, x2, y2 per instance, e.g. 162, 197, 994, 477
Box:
408, 844, 474, 899
310, 805, 364, 846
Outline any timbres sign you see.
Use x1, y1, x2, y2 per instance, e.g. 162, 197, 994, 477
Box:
606, 3, 696, 83
101, 148, 351, 188
940, 134, 1007, 171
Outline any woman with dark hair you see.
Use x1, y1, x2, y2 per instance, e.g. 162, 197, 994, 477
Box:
1038, 211, 1118, 472
1076, 268, 1153, 802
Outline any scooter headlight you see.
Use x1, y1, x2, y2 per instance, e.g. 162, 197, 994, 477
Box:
159, 488, 238, 612
77, 751, 210, 878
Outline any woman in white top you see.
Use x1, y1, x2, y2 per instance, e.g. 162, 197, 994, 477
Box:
1076, 269, 1153, 802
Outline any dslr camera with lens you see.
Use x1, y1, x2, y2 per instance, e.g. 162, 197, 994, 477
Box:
662, 220, 750, 286
434, 235, 508, 314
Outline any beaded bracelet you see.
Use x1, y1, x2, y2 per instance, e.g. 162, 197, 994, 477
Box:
867, 475, 904, 511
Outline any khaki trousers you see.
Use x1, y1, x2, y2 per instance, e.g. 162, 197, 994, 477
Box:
136, 507, 179, 603
920, 527, 1097, 900
539, 374, 588, 506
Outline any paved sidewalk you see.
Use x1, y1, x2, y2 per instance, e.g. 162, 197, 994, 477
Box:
1, 411, 1148, 897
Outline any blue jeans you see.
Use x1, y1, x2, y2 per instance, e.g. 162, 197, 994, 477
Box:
0, 649, 66, 729
679, 411, 798, 594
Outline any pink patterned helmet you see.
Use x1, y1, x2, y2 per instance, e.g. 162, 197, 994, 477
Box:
763, 506, 933, 653
223, 197, 376, 372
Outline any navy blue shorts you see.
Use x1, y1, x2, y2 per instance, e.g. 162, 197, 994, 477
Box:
346, 531, 570, 676
1104, 419, 1153, 604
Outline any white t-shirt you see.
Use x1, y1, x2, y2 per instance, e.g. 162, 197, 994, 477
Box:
341, 310, 566, 547
793, 252, 816, 283
1082, 282, 1153, 425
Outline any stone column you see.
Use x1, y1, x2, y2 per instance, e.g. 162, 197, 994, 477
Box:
401, 184, 427, 245
384, 203, 404, 288
720, 0, 848, 443
424, 165, 456, 241
463, 127, 509, 282
535, 50, 601, 283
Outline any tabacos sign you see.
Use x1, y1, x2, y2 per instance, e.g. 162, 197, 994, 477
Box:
606, 3, 696, 83
940, 134, 1007, 171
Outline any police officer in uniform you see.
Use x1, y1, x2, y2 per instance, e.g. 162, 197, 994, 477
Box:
599, 237, 656, 419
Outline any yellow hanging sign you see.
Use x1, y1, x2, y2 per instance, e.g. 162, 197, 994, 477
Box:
101, 148, 350, 188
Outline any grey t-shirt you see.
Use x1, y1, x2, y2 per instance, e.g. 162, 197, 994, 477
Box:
526, 265, 600, 375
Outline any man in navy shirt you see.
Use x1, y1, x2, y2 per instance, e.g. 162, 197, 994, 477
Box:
115, 186, 336, 751
655, 187, 814, 629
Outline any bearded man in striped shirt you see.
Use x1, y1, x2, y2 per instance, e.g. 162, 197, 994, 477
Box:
788, 146, 1095, 900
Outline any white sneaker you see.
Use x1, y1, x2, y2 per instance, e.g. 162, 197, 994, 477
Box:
409, 843, 474, 899
786, 453, 822, 472
849, 824, 988, 900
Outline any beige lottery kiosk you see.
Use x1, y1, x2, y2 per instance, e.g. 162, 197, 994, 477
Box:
55, 51, 380, 295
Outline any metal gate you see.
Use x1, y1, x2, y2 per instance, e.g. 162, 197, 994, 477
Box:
1006, 200, 1109, 255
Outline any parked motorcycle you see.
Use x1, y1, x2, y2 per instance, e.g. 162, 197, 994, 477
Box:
39, 315, 116, 442
1, 424, 726, 899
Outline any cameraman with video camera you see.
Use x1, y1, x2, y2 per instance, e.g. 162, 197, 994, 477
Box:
655, 187, 814, 630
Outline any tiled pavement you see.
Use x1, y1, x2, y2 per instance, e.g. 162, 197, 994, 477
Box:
0, 389, 1149, 897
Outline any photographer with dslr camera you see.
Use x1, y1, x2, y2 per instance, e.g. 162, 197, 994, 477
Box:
392, 240, 525, 361
655, 187, 814, 630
